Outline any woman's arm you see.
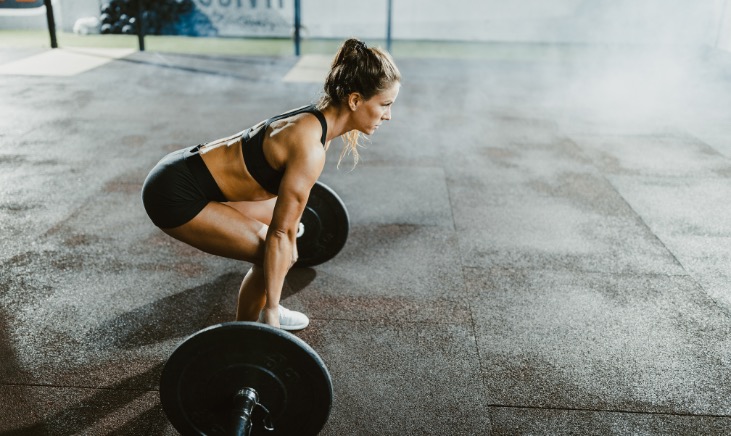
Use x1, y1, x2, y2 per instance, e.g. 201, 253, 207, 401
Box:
261, 141, 325, 327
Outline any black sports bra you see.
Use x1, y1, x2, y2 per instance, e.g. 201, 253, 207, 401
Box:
241, 105, 327, 195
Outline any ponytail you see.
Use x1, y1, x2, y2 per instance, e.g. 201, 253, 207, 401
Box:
318, 38, 401, 167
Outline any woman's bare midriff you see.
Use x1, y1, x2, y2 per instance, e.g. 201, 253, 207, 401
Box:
197, 112, 324, 203
198, 132, 276, 202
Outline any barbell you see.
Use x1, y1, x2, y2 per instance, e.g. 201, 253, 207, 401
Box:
160, 322, 333, 435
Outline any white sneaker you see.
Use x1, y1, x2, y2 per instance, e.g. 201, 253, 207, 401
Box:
259, 305, 309, 331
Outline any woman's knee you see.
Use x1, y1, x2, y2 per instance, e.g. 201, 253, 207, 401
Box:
250, 225, 269, 266
160, 203, 269, 263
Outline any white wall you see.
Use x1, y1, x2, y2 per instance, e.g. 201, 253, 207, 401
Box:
716, 0, 731, 51
304, 0, 720, 45
0, 0, 62, 30
59, 0, 99, 32
191, 0, 724, 48
6, 0, 729, 52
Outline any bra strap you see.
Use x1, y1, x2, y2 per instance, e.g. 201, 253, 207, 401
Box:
309, 105, 328, 145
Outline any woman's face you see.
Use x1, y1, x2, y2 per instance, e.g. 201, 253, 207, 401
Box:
352, 82, 400, 135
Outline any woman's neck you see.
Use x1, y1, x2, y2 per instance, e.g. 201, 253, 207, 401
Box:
320, 104, 355, 142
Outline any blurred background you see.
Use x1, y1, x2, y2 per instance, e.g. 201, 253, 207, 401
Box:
1, 0, 731, 57
3, 0, 731, 137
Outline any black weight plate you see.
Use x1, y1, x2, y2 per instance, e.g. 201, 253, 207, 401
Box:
160, 322, 333, 436
294, 181, 349, 267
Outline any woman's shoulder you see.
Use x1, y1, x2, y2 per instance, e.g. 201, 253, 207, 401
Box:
270, 108, 326, 146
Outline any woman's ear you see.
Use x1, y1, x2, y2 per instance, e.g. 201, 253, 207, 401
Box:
348, 93, 362, 111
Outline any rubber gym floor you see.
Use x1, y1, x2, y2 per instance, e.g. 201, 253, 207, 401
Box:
2, 37, 731, 435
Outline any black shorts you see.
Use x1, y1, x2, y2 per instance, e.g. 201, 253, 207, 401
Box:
141, 146, 227, 229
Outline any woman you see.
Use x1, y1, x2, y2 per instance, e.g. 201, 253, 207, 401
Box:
141, 38, 401, 330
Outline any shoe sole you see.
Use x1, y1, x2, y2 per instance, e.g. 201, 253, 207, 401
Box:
258, 309, 309, 331
279, 320, 309, 331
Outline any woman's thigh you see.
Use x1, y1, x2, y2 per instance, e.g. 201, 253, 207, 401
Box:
163, 201, 269, 264
225, 198, 277, 226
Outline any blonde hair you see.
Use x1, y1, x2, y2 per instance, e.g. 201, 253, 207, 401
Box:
317, 38, 401, 167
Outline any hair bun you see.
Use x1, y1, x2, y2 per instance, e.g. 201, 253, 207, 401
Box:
344, 38, 368, 56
